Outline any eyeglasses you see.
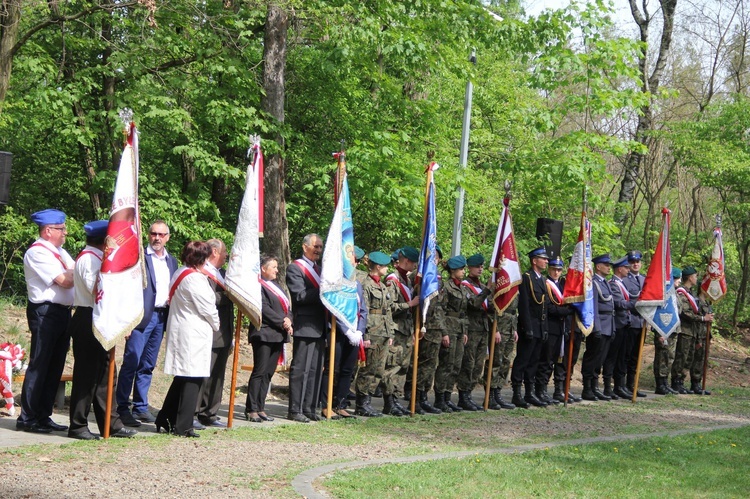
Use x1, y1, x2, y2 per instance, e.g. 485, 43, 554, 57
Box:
49, 226, 67, 232
150, 232, 169, 237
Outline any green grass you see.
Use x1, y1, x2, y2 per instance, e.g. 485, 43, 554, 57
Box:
323, 426, 750, 498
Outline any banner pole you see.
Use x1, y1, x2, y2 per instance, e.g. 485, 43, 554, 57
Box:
103, 346, 116, 439
631, 323, 648, 404
564, 323, 576, 408
227, 311, 243, 427
410, 309, 421, 416
483, 317, 498, 410
702, 322, 711, 392
326, 321, 337, 420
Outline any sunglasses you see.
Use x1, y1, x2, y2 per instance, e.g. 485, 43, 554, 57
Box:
150, 232, 169, 237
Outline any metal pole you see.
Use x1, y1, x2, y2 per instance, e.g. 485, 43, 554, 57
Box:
450, 49, 476, 257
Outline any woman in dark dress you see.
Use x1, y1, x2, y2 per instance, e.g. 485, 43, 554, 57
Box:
244, 254, 293, 422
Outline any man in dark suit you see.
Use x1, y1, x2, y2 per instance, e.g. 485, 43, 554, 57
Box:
537, 257, 572, 404
196, 238, 234, 427
511, 247, 549, 408
581, 254, 615, 401
286, 234, 327, 422
606, 256, 636, 399
116, 220, 178, 426
624, 250, 648, 397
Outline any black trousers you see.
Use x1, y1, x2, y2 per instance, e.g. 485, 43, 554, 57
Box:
625, 326, 642, 385
68, 306, 123, 435
197, 344, 231, 422
245, 339, 282, 413
288, 336, 325, 415
19, 302, 71, 426
510, 334, 542, 387
319, 334, 359, 409
603, 328, 628, 380
555, 330, 582, 384
581, 333, 612, 380
536, 334, 563, 386
157, 376, 203, 435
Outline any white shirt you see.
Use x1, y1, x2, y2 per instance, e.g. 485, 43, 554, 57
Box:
204, 261, 225, 286
147, 245, 171, 308
73, 245, 103, 308
24, 238, 75, 305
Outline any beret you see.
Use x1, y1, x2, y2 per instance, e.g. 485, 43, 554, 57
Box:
369, 251, 391, 266
84, 220, 109, 238
31, 209, 66, 226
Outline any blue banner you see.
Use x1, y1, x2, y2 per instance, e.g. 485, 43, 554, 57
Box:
418, 176, 439, 321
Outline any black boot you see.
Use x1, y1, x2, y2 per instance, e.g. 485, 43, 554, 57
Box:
419, 390, 441, 414
680, 379, 693, 394
486, 389, 501, 410
511, 384, 530, 408
537, 383, 559, 405
495, 388, 516, 409
603, 378, 619, 400
356, 393, 382, 417
433, 390, 451, 412
445, 391, 462, 412
592, 378, 610, 401
581, 378, 598, 401
524, 384, 547, 407
552, 381, 565, 403
383, 394, 405, 416
614, 376, 632, 399
690, 381, 704, 395
628, 382, 648, 397
392, 396, 410, 415
672, 378, 687, 394
655, 377, 670, 395
465, 390, 483, 411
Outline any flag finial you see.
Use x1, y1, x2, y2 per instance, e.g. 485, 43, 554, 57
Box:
118, 108, 133, 132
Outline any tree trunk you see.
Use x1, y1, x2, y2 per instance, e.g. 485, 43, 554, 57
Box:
72, 101, 101, 215
260, 3, 290, 282
0, 0, 22, 105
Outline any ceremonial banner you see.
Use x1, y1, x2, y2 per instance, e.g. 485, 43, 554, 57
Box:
490, 196, 522, 314
320, 172, 359, 332
701, 227, 727, 303
635, 208, 680, 337
563, 215, 595, 335
418, 162, 440, 322
225, 139, 264, 328
93, 121, 144, 350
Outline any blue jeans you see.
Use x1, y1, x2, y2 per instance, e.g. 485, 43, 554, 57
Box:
116, 309, 166, 414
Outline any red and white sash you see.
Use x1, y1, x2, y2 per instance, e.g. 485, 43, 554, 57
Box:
545, 279, 564, 305
611, 278, 629, 302
387, 272, 412, 301
200, 268, 226, 291
168, 268, 199, 304
676, 287, 699, 313
462, 279, 488, 312
76, 250, 102, 262
293, 259, 321, 288
260, 278, 291, 314
30, 242, 70, 270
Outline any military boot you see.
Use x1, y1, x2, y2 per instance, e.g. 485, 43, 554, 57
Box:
592, 378, 610, 401
524, 383, 547, 407
445, 392, 462, 412
672, 378, 687, 394
654, 377, 671, 395
537, 383, 559, 405
356, 393, 382, 417
603, 378, 619, 400
433, 389, 451, 412
581, 378, 598, 401
457, 390, 473, 411
393, 396, 410, 416
627, 382, 647, 398
465, 390, 483, 411
419, 390, 442, 414
552, 381, 566, 403
495, 388, 516, 409
614, 376, 632, 399
485, 389, 501, 410
690, 381, 704, 395
511, 383, 530, 408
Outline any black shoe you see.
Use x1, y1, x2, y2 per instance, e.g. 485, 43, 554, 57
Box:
40, 419, 68, 432
433, 392, 450, 412
444, 392, 462, 412
458, 391, 479, 411
111, 428, 138, 438
592, 380, 610, 401
245, 411, 262, 423
133, 411, 156, 423
581, 379, 598, 401
511, 388, 530, 409
655, 379, 671, 395
525, 393, 547, 407
346, 391, 356, 400
355, 394, 382, 417
192, 419, 206, 430
304, 413, 323, 422
68, 430, 100, 440
181, 429, 200, 438
206, 420, 227, 427
486, 389, 501, 410
419, 392, 442, 414
258, 413, 274, 422
118, 411, 142, 428
288, 412, 310, 423
689, 382, 703, 395
537, 387, 559, 405
155, 419, 173, 433
392, 398, 411, 416
614, 386, 632, 399
495, 389, 516, 409
24, 423, 53, 434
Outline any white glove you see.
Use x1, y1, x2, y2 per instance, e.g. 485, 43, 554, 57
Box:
344, 329, 362, 346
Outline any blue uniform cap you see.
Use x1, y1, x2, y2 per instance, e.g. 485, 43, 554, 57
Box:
592, 253, 611, 265
682, 266, 697, 278
446, 255, 467, 270
528, 247, 549, 259
548, 257, 564, 269
399, 246, 420, 262
612, 256, 629, 268
435, 244, 443, 259
672, 267, 682, 280
354, 245, 365, 260
627, 250, 643, 262
369, 251, 391, 266
466, 254, 485, 267
31, 209, 66, 226
84, 220, 109, 238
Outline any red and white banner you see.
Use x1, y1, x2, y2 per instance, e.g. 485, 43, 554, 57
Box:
93, 121, 145, 350
490, 196, 522, 314
701, 227, 727, 303
224, 138, 263, 328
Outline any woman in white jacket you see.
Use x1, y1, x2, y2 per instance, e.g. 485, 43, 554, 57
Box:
155, 241, 220, 437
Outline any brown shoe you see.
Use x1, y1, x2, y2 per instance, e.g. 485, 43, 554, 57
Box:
321, 407, 341, 420
334, 408, 357, 419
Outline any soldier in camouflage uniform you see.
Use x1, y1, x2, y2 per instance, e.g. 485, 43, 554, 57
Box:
485, 293, 517, 409
689, 292, 714, 395
457, 254, 495, 411
433, 255, 469, 412
653, 268, 681, 395
355, 251, 397, 417
384, 247, 420, 416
